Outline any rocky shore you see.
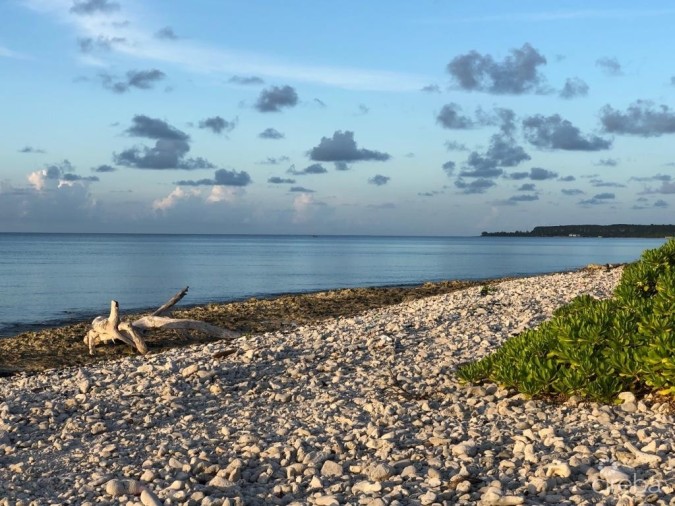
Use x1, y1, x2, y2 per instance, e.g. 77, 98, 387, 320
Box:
0, 279, 483, 375
2, 267, 675, 505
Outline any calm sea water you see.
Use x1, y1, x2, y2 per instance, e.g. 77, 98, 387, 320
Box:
0, 234, 666, 337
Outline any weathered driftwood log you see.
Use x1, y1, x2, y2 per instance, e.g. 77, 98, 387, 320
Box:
131, 316, 238, 339
85, 287, 238, 355
86, 300, 148, 355
151, 286, 189, 317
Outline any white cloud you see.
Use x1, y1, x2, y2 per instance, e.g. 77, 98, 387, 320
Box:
28, 169, 52, 191
292, 193, 318, 223
0, 172, 99, 230
22, 0, 428, 91
153, 185, 242, 212
152, 186, 200, 212
206, 186, 239, 203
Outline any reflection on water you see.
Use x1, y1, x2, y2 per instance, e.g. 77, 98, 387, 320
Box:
0, 234, 666, 336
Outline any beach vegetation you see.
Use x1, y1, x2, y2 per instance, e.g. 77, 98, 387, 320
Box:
457, 239, 675, 402
479, 284, 496, 297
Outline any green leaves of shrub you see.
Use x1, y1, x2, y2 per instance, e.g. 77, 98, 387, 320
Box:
456, 239, 675, 403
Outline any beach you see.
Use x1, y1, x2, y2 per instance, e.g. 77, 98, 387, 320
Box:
2, 266, 674, 505
0, 278, 484, 376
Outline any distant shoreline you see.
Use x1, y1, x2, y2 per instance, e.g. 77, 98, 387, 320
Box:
482, 224, 675, 238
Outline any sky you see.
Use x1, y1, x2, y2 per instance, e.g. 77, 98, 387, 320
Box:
2, 0, 675, 236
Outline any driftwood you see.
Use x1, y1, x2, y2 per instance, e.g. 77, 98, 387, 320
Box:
85, 287, 239, 355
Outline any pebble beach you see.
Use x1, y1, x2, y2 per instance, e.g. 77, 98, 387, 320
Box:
2, 267, 674, 506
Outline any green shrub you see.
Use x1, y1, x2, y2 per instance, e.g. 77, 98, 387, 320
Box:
456, 239, 675, 402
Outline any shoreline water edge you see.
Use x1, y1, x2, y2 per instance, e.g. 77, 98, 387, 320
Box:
0, 274, 500, 375
1, 234, 664, 338
4, 265, 674, 504
0, 265, 618, 375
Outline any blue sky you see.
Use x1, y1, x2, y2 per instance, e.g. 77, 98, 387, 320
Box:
2, 0, 675, 235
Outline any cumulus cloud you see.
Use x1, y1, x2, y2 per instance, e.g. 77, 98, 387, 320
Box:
445, 141, 469, 152
288, 163, 328, 176
292, 193, 327, 224
460, 134, 530, 178
334, 162, 350, 171
654, 199, 669, 208
78, 35, 126, 53
639, 181, 675, 194
589, 178, 625, 188
152, 187, 201, 212
421, 84, 441, 93
114, 115, 216, 170
229, 75, 264, 85
198, 116, 236, 135
442, 161, 456, 176
155, 27, 178, 40
517, 183, 536, 191
26, 161, 100, 192
508, 172, 528, 180
114, 142, 192, 170
530, 167, 559, 180
125, 115, 187, 141
290, 186, 315, 193
482, 135, 530, 167
309, 131, 390, 162
454, 178, 496, 194
559, 175, 576, 182
368, 175, 390, 186
27, 164, 66, 191
579, 192, 615, 205
509, 194, 539, 202
259, 128, 284, 139
257, 156, 290, 165
70, 0, 120, 15
475, 107, 517, 135
268, 177, 295, 184
255, 85, 298, 112
92, 164, 116, 173
559, 77, 589, 99
562, 189, 585, 196
446, 43, 548, 95
506, 167, 557, 180
436, 103, 473, 129
174, 169, 251, 187
418, 191, 444, 197
150, 186, 247, 224
522, 114, 612, 150
62, 173, 99, 183
600, 101, 675, 136
18, 146, 45, 154
596, 57, 623, 76
0, 167, 100, 230
630, 174, 671, 182
459, 163, 503, 179
206, 186, 240, 204
356, 104, 370, 115
99, 69, 166, 93
596, 158, 618, 167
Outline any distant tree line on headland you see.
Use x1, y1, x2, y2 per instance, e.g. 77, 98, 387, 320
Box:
481, 224, 675, 238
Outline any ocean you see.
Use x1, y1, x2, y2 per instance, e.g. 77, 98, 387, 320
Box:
0, 233, 666, 337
